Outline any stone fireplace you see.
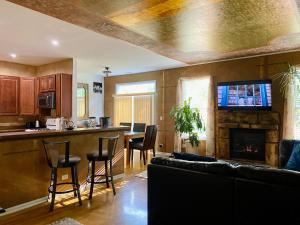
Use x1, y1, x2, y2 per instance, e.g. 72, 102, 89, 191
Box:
230, 128, 265, 161
217, 111, 280, 167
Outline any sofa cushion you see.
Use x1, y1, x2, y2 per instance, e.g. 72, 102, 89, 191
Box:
237, 165, 300, 188
172, 152, 217, 162
285, 143, 300, 171
279, 140, 300, 168
151, 157, 236, 176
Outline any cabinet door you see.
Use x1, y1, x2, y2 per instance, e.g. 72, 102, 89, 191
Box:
55, 74, 72, 118
39, 75, 56, 92
39, 76, 49, 92
20, 77, 35, 115
0, 76, 19, 115
47, 75, 56, 91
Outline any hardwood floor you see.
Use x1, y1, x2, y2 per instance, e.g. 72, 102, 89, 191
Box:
0, 150, 156, 225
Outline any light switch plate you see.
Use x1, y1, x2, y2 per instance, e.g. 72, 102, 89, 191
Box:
62, 174, 68, 180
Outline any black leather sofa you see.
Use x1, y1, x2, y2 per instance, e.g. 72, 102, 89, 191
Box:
148, 140, 300, 225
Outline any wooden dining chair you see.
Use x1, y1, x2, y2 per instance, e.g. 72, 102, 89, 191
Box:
129, 125, 157, 165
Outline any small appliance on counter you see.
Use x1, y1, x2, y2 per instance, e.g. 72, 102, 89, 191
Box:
46, 118, 64, 130
99, 117, 111, 127
38, 92, 55, 109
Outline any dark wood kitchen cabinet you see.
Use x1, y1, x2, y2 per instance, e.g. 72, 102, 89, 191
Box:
0, 76, 19, 115
55, 74, 72, 118
19, 77, 35, 115
39, 75, 55, 92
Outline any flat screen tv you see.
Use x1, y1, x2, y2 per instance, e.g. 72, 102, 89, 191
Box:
217, 80, 272, 111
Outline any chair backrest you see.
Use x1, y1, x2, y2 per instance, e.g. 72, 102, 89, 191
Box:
42, 140, 70, 168
133, 123, 146, 132
120, 122, 132, 130
98, 135, 119, 160
143, 125, 157, 150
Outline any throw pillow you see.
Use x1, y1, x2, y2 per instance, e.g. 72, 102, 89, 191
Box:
285, 142, 300, 171
172, 152, 217, 162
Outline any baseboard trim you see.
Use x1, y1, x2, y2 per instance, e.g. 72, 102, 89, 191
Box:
0, 173, 125, 217
0, 196, 48, 217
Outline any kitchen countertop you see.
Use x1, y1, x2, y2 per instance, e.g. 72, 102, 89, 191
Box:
0, 126, 130, 141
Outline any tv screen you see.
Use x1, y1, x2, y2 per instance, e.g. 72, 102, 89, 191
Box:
217, 80, 272, 111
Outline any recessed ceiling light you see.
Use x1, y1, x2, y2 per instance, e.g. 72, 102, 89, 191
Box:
10, 53, 17, 58
51, 39, 59, 46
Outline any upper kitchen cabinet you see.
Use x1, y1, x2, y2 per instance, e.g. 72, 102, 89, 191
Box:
19, 77, 35, 115
0, 76, 19, 115
39, 75, 55, 92
55, 74, 72, 118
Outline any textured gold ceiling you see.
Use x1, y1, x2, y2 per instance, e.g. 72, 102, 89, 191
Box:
7, 0, 300, 64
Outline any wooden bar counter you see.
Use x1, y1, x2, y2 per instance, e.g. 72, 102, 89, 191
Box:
0, 126, 129, 209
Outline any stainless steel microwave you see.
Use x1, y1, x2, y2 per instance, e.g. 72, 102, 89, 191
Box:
38, 92, 55, 108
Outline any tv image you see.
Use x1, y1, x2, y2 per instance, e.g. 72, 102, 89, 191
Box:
217, 80, 272, 110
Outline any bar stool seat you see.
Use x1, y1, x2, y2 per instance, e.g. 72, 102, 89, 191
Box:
87, 150, 109, 161
57, 155, 81, 167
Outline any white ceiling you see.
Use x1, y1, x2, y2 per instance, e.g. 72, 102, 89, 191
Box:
0, 1, 186, 76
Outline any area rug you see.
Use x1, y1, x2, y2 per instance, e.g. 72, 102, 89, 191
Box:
48, 218, 83, 225
135, 170, 148, 179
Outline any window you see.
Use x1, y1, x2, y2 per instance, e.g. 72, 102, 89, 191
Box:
116, 80, 156, 95
77, 83, 89, 119
181, 78, 210, 138
114, 81, 156, 127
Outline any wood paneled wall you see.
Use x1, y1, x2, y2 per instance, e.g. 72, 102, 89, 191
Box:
105, 51, 300, 153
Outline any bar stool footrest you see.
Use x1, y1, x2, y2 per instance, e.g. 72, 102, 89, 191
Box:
48, 182, 79, 194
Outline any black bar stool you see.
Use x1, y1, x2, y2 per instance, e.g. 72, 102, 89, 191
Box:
86, 135, 119, 199
43, 140, 82, 212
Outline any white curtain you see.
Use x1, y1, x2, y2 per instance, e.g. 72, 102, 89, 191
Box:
174, 79, 183, 152
283, 83, 295, 139
206, 76, 216, 156
174, 76, 215, 155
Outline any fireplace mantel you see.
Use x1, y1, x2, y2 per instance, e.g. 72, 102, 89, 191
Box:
217, 111, 280, 167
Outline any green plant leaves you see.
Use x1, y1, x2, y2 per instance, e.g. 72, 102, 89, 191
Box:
169, 97, 205, 147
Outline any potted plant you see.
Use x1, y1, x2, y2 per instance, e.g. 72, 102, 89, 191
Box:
169, 98, 205, 153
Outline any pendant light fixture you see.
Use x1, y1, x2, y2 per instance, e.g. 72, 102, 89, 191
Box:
103, 66, 111, 77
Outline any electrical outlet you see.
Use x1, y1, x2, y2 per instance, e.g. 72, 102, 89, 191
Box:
159, 144, 163, 148
62, 174, 68, 180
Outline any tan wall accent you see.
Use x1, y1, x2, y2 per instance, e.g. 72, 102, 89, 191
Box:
105, 51, 300, 153
36, 59, 73, 76
0, 60, 36, 77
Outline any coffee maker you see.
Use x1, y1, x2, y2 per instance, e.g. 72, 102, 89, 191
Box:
99, 117, 111, 127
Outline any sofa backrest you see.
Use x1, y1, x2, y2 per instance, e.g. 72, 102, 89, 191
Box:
279, 140, 300, 168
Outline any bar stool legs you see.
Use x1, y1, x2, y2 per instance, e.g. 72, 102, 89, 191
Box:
110, 159, 116, 195
74, 166, 82, 206
89, 161, 96, 200
88, 159, 116, 199
105, 160, 110, 188
50, 167, 57, 212
49, 166, 82, 212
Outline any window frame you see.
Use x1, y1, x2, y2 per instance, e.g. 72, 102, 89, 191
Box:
77, 83, 89, 120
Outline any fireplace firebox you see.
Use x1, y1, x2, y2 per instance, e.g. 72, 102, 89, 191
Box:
230, 128, 265, 161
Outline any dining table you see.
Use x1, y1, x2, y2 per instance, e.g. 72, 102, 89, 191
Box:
124, 131, 145, 164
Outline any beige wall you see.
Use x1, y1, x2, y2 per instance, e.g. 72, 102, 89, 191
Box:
105, 51, 300, 153
36, 59, 73, 76
0, 60, 36, 77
